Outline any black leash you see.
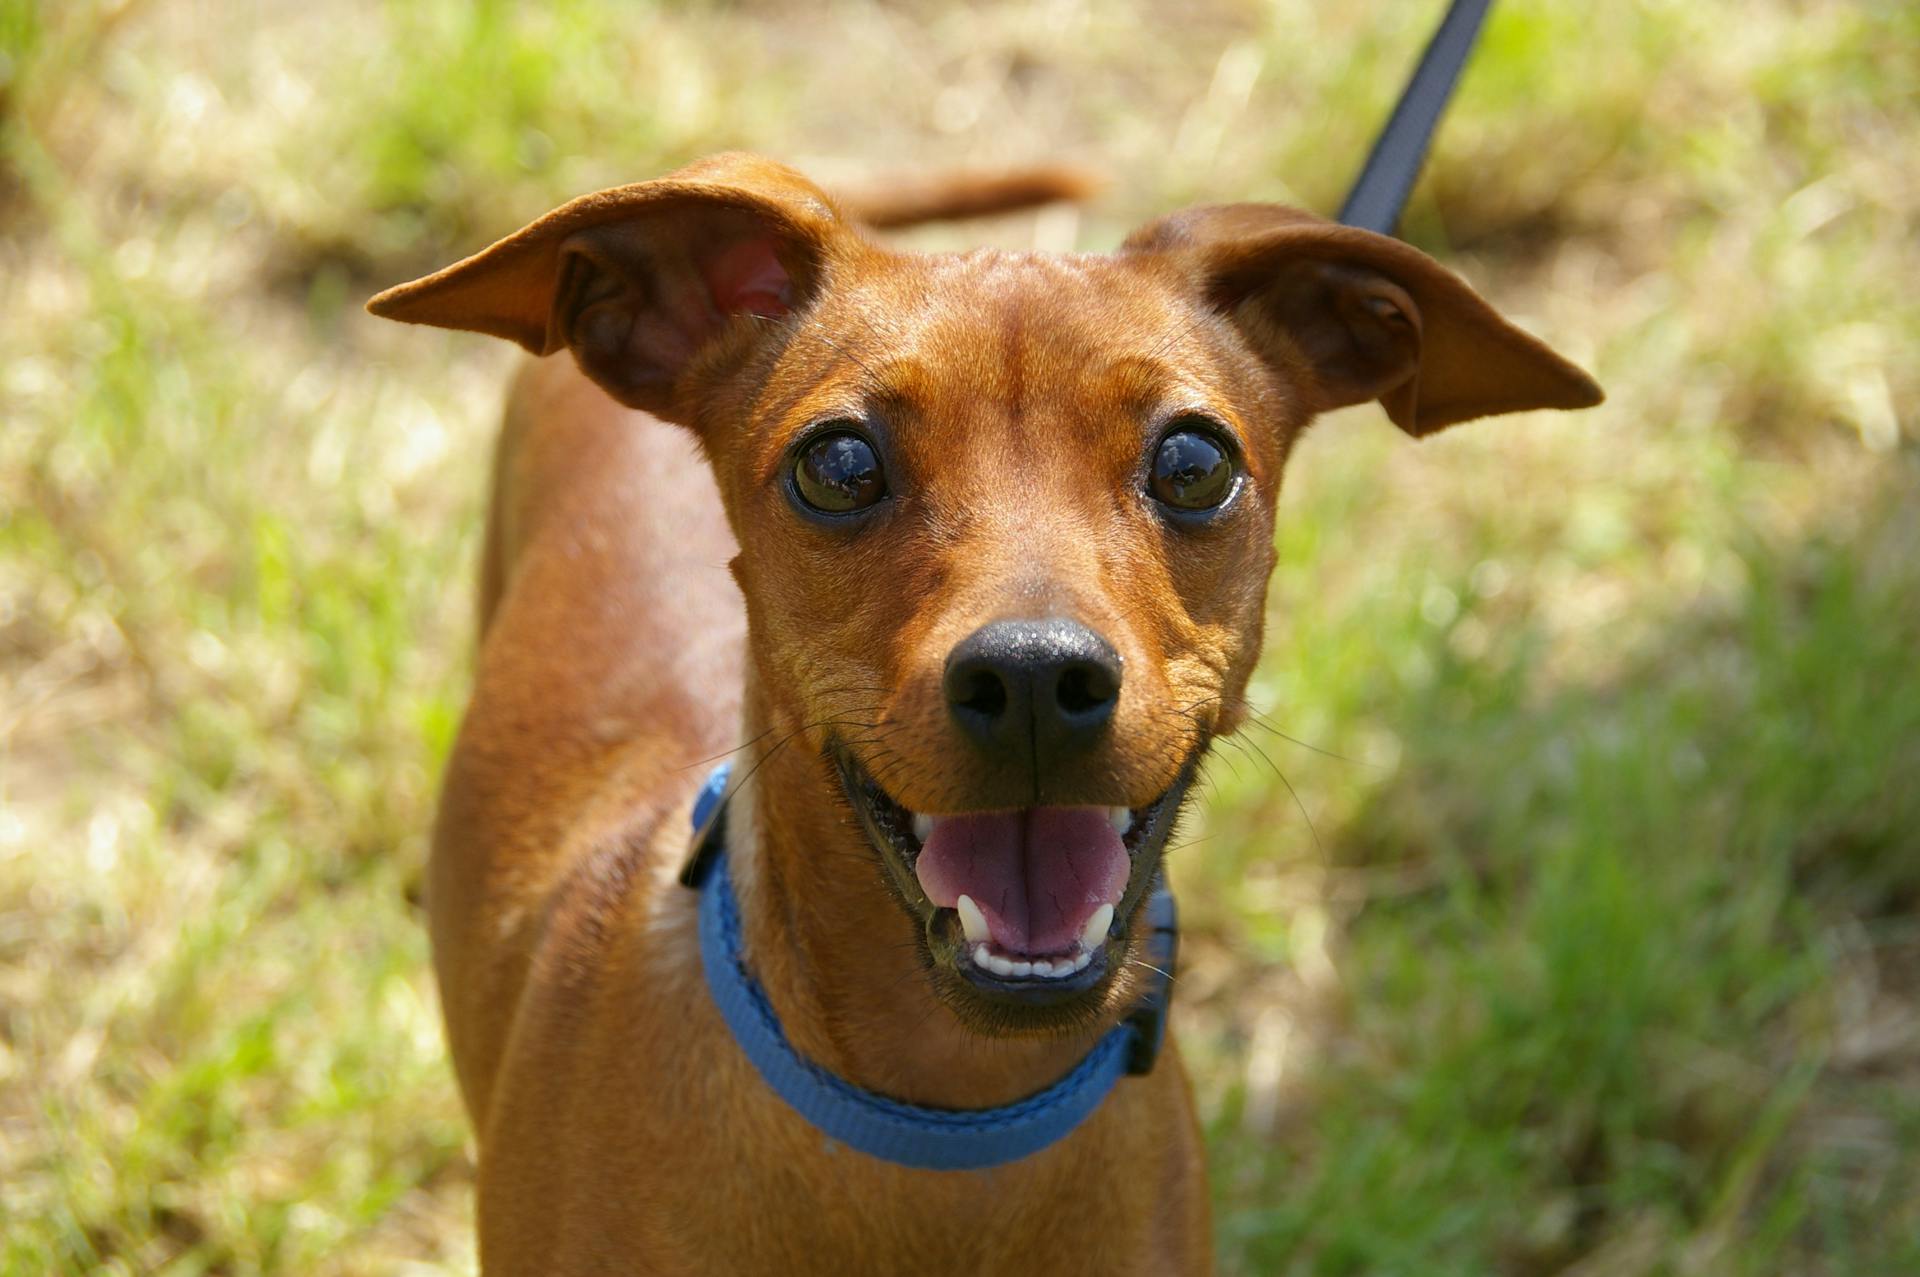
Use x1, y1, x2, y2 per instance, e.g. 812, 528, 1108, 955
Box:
1338, 0, 1495, 235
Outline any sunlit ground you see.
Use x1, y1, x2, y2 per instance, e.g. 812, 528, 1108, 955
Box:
3, 1, 1916, 1273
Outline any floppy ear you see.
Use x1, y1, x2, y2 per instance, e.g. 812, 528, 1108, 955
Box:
1123, 204, 1602, 435
365, 153, 849, 419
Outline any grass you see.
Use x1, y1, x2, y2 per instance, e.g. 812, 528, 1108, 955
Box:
2, 0, 1915, 1272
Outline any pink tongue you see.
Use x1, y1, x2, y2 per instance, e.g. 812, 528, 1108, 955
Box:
914, 808, 1129, 955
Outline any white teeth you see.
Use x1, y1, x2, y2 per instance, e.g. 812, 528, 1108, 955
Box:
967, 916, 1107, 979
1080, 902, 1115, 951
955, 894, 990, 944
1108, 806, 1133, 836
912, 813, 934, 843
968, 946, 1096, 979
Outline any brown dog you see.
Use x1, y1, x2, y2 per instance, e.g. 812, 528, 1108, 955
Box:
368, 153, 1600, 1274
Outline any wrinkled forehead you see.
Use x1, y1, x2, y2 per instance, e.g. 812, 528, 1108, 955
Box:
754, 249, 1252, 458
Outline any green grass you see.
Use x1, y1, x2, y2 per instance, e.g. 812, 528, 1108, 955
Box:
1192, 464, 1920, 1274
2, 1, 1915, 1272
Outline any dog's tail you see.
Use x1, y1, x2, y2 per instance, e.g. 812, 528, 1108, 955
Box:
837, 164, 1102, 230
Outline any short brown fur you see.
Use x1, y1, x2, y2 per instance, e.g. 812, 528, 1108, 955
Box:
369, 154, 1600, 1274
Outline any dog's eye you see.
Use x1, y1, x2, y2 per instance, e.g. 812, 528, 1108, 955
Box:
1148, 423, 1236, 512
793, 430, 886, 514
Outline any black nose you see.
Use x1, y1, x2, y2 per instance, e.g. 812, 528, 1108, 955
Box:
944, 619, 1122, 757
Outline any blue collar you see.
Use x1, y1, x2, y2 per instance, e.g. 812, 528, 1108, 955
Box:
681, 762, 1177, 1171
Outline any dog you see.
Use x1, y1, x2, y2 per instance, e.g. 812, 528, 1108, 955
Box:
368, 153, 1601, 1274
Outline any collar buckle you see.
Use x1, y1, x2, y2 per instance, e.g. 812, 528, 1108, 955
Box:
679, 763, 733, 888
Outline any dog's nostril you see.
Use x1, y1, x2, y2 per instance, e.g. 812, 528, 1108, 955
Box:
944, 619, 1122, 753
1056, 662, 1117, 717
955, 667, 1009, 720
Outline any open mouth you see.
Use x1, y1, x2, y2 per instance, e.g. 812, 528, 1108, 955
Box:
834, 748, 1194, 1009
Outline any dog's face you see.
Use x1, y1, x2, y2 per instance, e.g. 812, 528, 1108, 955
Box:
717, 249, 1285, 1013
371, 154, 1599, 1030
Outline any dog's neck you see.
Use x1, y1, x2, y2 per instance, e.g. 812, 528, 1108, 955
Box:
725, 679, 1112, 1111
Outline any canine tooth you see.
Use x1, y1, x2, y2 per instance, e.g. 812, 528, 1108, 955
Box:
1011, 960, 1033, 977
1072, 951, 1092, 972
1031, 959, 1054, 977
1080, 902, 1115, 951
1108, 806, 1133, 836
987, 954, 1015, 977
912, 813, 934, 843
974, 943, 992, 968
956, 894, 990, 944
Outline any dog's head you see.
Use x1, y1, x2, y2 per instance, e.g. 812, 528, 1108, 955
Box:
372, 154, 1599, 1030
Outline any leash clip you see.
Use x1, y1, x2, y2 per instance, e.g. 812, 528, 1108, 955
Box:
1123, 878, 1179, 1076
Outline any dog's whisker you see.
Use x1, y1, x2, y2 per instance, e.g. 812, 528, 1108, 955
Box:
676, 725, 782, 771
1181, 692, 1361, 765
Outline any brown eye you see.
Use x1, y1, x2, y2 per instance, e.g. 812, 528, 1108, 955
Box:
1148, 423, 1236, 512
793, 430, 886, 514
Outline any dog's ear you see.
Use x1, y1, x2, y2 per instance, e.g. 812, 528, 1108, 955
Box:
366, 153, 849, 419
1124, 204, 1602, 435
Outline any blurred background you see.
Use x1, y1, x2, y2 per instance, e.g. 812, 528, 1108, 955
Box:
3, 0, 1916, 1272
